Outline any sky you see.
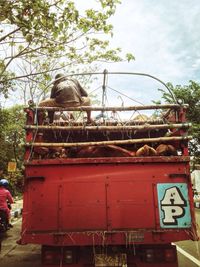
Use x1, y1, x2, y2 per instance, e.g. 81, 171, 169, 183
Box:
2, 0, 200, 108
105, 0, 200, 84
74, 0, 200, 107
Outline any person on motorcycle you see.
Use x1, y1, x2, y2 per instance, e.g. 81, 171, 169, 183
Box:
0, 179, 14, 227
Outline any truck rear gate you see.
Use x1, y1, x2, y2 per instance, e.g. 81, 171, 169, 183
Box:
23, 158, 193, 246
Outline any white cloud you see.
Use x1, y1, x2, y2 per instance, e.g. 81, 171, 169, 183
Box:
74, 0, 200, 104
100, 0, 200, 86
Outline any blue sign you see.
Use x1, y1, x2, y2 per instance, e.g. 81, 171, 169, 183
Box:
157, 183, 191, 228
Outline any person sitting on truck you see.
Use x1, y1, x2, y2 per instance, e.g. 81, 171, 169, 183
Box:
0, 179, 14, 227
38, 74, 92, 124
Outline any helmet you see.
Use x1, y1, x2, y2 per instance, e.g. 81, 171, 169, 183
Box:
0, 179, 9, 187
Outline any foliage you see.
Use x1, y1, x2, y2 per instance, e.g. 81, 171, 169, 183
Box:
0, 0, 134, 100
159, 81, 200, 167
0, 109, 10, 170
0, 105, 25, 194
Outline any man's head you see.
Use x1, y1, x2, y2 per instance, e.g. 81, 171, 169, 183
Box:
55, 73, 64, 79
54, 73, 66, 84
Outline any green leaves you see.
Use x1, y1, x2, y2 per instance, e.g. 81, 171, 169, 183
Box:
160, 81, 200, 167
0, 105, 25, 194
0, 0, 134, 101
126, 53, 135, 62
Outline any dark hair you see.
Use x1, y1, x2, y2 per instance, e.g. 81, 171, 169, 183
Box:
55, 73, 65, 80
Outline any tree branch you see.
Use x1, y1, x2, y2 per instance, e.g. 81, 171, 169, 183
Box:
0, 27, 21, 43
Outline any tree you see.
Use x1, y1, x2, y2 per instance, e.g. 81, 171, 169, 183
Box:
0, 105, 25, 195
159, 81, 200, 167
0, 105, 25, 169
0, 0, 134, 99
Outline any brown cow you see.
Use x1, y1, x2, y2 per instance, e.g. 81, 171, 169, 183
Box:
156, 144, 177, 156
33, 147, 49, 159
49, 147, 68, 158
75, 145, 135, 158
136, 144, 157, 157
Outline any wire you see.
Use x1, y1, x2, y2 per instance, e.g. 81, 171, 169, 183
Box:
107, 86, 145, 106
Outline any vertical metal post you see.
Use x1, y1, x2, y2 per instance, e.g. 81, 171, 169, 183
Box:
102, 69, 108, 120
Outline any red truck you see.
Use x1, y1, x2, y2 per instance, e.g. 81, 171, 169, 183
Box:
21, 72, 198, 267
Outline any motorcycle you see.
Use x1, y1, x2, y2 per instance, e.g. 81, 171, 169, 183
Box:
0, 209, 9, 232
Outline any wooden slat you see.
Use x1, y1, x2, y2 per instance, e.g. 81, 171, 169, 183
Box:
25, 135, 192, 148
33, 104, 188, 112
25, 123, 191, 132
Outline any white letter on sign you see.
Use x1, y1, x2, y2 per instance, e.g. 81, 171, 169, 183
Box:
160, 186, 186, 225
162, 206, 185, 224
161, 187, 186, 206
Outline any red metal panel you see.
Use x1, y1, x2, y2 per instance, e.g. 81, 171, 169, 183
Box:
61, 180, 107, 230
25, 180, 59, 231
24, 165, 109, 232
22, 160, 197, 246
108, 179, 155, 229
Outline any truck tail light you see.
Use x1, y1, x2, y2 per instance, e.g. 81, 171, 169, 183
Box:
145, 249, 154, 262
42, 246, 77, 265
42, 250, 61, 265
164, 248, 176, 262
143, 246, 177, 263
64, 250, 73, 264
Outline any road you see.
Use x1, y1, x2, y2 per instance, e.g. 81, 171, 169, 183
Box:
0, 209, 200, 267
0, 219, 41, 267
175, 209, 200, 267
